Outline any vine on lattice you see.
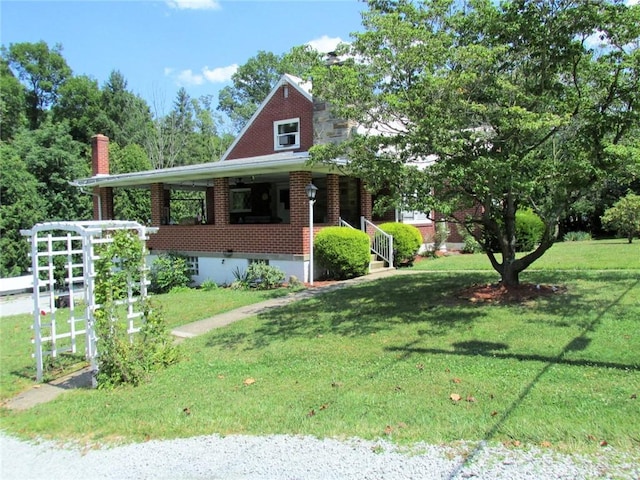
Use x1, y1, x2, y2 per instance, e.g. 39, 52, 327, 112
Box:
94, 230, 179, 388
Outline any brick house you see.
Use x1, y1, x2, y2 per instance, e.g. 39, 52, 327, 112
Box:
74, 74, 436, 285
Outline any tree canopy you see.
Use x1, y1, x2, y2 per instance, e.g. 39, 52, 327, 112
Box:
311, 0, 640, 286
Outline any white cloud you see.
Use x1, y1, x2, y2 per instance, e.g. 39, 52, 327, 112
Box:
166, 0, 220, 10
176, 69, 205, 86
203, 64, 238, 83
306, 35, 344, 53
626, 0, 638, 5
165, 64, 237, 86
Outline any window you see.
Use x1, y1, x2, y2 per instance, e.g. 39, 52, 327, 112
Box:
184, 256, 199, 276
274, 118, 300, 150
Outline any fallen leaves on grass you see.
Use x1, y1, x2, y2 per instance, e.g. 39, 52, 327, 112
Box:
450, 393, 461, 402
243, 377, 256, 386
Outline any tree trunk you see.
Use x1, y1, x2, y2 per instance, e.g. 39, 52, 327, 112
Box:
500, 261, 520, 287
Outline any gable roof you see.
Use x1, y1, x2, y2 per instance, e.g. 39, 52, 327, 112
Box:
220, 74, 313, 161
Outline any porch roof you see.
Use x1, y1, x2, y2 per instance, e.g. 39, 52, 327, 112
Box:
72, 152, 349, 189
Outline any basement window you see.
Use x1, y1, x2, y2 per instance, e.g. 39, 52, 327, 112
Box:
274, 118, 300, 150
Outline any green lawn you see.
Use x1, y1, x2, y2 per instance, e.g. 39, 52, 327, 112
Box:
413, 239, 640, 271
1, 240, 639, 455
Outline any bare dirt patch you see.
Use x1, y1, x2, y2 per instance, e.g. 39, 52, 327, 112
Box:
458, 282, 566, 304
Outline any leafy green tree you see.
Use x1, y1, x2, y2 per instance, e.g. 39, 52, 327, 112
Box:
218, 46, 323, 131
53, 75, 111, 144
601, 191, 640, 243
110, 143, 152, 223
12, 120, 91, 222
0, 59, 27, 141
0, 143, 46, 276
311, 0, 639, 286
101, 70, 152, 147
2, 41, 72, 129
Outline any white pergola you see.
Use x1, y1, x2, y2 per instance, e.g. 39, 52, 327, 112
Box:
20, 221, 157, 383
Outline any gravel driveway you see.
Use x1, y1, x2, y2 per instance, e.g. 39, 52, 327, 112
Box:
2, 432, 638, 479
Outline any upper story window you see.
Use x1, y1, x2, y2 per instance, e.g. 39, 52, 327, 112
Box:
274, 118, 300, 150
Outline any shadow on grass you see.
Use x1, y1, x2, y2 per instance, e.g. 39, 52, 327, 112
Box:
204, 270, 634, 351
438, 275, 639, 479
205, 273, 493, 350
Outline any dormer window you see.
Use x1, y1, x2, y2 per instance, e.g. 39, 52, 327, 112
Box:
274, 118, 300, 150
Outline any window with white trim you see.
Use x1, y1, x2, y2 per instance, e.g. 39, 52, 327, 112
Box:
274, 118, 300, 150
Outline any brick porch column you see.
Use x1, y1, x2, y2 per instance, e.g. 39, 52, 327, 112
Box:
359, 180, 373, 221
150, 183, 165, 226
326, 174, 340, 225
290, 171, 312, 228
214, 178, 229, 225
206, 186, 215, 224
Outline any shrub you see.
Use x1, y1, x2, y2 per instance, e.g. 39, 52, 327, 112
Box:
601, 191, 640, 243
315, 227, 370, 280
563, 231, 592, 242
378, 222, 423, 266
246, 261, 285, 290
515, 209, 545, 251
149, 253, 192, 294
460, 230, 482, 254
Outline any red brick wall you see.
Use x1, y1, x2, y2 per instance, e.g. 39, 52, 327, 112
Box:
225, 83, 313, 160
147, 224, 307, 255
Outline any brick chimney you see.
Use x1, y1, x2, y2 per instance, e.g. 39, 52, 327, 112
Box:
91, 134, 110, 175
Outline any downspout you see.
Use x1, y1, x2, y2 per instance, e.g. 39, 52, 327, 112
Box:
69, 181, 102, 221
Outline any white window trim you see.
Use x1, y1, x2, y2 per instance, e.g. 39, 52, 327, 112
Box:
274, 118, 300, 151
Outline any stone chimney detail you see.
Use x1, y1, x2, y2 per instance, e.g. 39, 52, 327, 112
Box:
92, 134, 110, 175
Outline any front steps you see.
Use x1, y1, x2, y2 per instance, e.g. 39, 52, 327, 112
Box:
369, 253, 391, 273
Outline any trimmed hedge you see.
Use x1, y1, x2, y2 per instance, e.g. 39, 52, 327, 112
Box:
379, 222, 423, 266
515, 208, 545, 251
315, 227, 371, 280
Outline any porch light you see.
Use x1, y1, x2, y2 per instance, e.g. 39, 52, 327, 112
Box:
305, 182, 318, 201
305, 182, 318, 285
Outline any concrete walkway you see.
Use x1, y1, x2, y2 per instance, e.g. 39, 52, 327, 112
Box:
4, 268, 415, 410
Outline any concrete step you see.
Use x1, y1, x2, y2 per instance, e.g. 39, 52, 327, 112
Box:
369, 260, 387, 272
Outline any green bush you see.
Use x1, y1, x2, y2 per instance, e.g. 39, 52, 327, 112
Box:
459, 229, 482, 253
563, 231, 592, 242
378, 222, 423, 266
149, 253, 192, 294
601, 191, 640, 243
246, 261, 285, 290
315, 227, 371, 280
515, 209, 545, 252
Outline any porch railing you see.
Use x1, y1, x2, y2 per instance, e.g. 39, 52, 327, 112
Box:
338, 217, 355, 229
361, 217, 394, 268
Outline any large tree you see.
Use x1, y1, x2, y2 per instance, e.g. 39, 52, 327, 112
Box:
1, 41, 72, 129
311, 0, 639, 286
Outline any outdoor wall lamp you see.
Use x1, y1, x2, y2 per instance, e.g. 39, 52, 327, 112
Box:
305, 182, 318, 285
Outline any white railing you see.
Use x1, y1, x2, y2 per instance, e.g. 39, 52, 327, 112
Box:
338, 217, 355, 229
361, 217, 394, 268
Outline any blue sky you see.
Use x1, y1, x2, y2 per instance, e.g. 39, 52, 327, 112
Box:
1, 0, 365, 112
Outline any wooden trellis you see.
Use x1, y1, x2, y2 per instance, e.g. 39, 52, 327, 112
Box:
20, 221, 157, 383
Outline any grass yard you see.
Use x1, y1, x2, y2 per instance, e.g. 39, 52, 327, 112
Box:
0, 287, 298, 400
412, 238, 640, 271
0, 240, 638, 454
